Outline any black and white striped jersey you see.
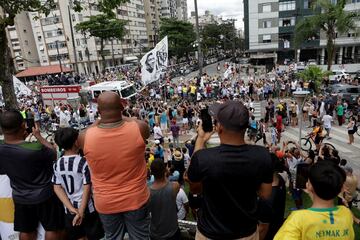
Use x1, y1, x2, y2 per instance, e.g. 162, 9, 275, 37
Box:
52, 155, 94, 213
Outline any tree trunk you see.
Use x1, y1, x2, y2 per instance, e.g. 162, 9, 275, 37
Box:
0, 26, 17, 109
326, 31, 335, 71
100, 39, 106, 72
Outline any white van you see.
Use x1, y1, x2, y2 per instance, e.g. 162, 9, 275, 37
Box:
89, 81, 137, 100
329, 70, 350, 83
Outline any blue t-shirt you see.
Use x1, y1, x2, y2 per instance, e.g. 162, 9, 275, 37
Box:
250, 120, 257, 129
154, 146, 164, 158
160, 112, 167, 124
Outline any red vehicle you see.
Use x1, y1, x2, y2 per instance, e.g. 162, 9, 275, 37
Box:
40, 85, 82, 107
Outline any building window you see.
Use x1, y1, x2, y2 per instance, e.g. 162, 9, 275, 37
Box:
49, 53, 69, 62
76, 39, 80, 46
284, 40, 290, 48
24, 40, 29, 45
41, 16, 61, 26
279, 1, 296, 11
117, 9, 128, 16
44, 29, 63, 38
263, 35, 271, 43
304, 0, 309, 9
262, 4, 271, 13
263, 20, 272, 28
78, 14, 83, 22
279, 17, 296, 27
46, 41, 67, 50
78, 51, 83, 61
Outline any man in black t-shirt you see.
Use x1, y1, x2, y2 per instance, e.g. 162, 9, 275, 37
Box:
186, 101, 273, 240
0, 109, 64, 239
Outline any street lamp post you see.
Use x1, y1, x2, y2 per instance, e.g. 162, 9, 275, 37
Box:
293, 90, 310, 144
194, 0, 203, 76
55, 40, 63, 73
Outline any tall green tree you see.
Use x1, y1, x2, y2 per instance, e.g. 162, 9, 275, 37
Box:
159, 18, 196, 59
294, 0, 360, 71
0, 0, 56, 109
75, 14, 127, 66
201, 24, 221, 55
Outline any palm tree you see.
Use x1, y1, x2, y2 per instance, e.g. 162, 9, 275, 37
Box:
294, 0, 360, 71
297, 66, 331, 93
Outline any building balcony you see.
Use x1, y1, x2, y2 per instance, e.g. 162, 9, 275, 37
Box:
300, 39, 320, 49
279, 25, 295, 34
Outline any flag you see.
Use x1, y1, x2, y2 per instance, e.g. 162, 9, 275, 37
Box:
141, 36, 168, 86
0, 175, 45, 240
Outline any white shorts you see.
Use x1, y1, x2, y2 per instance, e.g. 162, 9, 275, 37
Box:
160, 122, 167, 130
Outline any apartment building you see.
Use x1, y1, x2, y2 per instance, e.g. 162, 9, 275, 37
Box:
7, 12, 41, 71
243, 0, 360, 66
157, 0, 187, 20
176, 0, 188, 21
188, 10, 225, 28
144, 0, 187, 47
8, 0, 149, 74
144, 0, 161, 47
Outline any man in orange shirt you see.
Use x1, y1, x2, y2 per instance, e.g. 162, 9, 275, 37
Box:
78, 92, 150, 239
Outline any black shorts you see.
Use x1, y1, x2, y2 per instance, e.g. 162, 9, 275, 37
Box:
314, 136, 323, 144
14, 194, 65, 233
188, 193, 202, 210
348, 130, 356, 135
65, 210, 104, 240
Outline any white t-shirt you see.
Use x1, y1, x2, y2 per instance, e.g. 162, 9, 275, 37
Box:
196, 92, 202, 101
54, 106, 61, 117
153, 126, 163, 139
291, 81, 297, 90
322, 115, 333, 129
89, 112, 95, 123
176, 188, 189, 220
59, 111, 70, 127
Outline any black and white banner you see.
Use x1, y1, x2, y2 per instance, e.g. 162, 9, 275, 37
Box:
141, 36, 168, 86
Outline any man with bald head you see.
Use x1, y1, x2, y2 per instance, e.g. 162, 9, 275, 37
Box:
79, 92, 150, 239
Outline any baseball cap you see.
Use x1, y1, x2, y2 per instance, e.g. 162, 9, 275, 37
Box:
154, 140, 160, 145
209, 100, 249, 132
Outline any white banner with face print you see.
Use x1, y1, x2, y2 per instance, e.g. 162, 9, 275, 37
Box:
141, 36, 168, 86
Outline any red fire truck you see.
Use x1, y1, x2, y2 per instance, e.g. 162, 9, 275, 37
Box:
40, 85, 82, 107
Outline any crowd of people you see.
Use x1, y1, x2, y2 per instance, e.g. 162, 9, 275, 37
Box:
1, 60, 360, 240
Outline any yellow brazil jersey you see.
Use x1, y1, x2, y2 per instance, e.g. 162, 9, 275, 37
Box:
274, 206, 354, 240
190, 86, 197, 94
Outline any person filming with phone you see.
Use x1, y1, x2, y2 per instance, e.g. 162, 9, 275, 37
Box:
185, 101, 273, 240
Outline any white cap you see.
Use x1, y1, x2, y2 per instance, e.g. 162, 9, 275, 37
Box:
154, 140, 160, 144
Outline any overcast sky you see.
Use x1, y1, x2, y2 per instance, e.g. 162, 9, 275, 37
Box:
187, 0, 244, 29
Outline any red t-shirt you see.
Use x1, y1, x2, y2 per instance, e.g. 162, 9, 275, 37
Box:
276, 115, 283, 130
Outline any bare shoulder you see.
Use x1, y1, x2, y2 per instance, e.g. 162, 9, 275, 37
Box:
77, 120, 99, 149
123, 117, 150, 140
